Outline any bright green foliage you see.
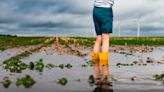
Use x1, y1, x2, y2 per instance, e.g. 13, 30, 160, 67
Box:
16, 75, 36, 88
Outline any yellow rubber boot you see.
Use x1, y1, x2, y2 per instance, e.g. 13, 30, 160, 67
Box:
99, 52, 109, 66
91, 52, 99, 63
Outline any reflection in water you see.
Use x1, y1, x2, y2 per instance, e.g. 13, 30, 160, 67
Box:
92, 60, 113, 92
1, 77, 12, 88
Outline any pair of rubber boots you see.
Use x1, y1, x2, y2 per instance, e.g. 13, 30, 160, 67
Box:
91, 52, 109, 66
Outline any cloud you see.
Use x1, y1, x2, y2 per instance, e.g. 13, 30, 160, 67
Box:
0, 0, 163, 36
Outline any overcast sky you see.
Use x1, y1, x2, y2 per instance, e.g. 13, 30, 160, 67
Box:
0, 0, 164, 37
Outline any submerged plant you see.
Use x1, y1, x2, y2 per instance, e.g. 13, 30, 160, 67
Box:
46, 64, 55, 69
65, 64, 72, 69
118, 51, 134, 56
35, 59, 44, 72
116, 62, 149, 67
19, 63, 28, 70
88, 75, 95, 86
57, 77, 68, 86
152, 72, 164, 81
16, 75, 36, 88
3, 58, 55, 73
82, 64, 88, 67
86, 60, 94, 67
116, 63, 122, 67
3, 59, 25, 73
58, 64, 73, 69
59, 64, 65, 69
0, 77, 12, 88
28, 62, 35, 70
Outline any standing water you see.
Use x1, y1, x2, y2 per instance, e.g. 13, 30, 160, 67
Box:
0, 46, 164, 92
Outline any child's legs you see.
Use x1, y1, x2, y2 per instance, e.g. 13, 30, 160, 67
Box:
93, 35, 102, 53
102, 33, 110, 52
92, 7, 112, 53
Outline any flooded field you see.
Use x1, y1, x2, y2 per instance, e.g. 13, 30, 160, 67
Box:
0, 46, 164, 92
0, 36, 164, 92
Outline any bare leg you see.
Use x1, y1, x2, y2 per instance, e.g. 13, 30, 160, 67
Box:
93, 35, 102, 53
102, 33, 110, 52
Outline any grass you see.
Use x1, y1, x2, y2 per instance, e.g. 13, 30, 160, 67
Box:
57, 37, 164, 47
110, 37, 164, 46
0, 35, 164, 51
72, 37, 164, 46
0, 35, 48, 51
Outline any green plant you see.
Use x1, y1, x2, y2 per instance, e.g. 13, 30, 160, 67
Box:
35, 59, 44, 72
152, 72, 164, 81
46, 64, 55, 69
57, 77, 68, 86
16, 75, 36, 88
1, 77, 12, 88
65, 64, 73, 69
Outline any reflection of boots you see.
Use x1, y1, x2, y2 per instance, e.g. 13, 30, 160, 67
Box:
101, 65, 109, 81
91, 52, 99, 62
99, 52, 109, 65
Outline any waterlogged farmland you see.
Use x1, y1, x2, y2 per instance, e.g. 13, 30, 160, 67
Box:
0, 35, 164, 92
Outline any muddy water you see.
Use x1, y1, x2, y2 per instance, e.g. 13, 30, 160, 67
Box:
0, 45, 41, 63
0, 47, 164, 92
0, 48, 25, 62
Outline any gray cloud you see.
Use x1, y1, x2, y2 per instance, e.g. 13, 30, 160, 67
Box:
0, 0, 163, 36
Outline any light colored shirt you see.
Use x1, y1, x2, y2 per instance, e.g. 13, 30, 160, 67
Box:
94, 0, 114, 8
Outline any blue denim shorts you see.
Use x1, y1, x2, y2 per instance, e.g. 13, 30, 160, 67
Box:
93, 7, 113, 35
